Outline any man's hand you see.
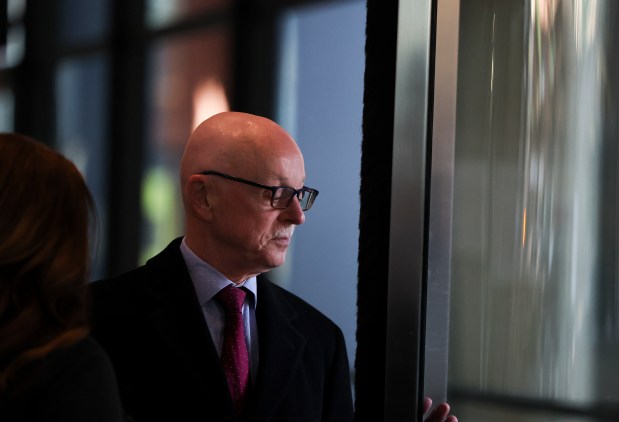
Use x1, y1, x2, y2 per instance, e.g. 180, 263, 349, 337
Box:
423, 397, 457, 422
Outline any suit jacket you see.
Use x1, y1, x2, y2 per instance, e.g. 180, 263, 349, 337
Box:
90, 238, 353, 422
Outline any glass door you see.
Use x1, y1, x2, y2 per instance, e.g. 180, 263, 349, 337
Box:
425, 0, 619, 420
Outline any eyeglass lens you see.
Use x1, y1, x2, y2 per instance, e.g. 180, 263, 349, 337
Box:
273, 188, 316, 211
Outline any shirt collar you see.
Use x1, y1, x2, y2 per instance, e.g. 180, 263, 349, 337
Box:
179, 237, 258, 307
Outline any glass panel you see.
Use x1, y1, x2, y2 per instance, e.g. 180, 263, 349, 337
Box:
145, 0, 231, 29
58, 0, 109, 45
141, 26, 233, 263
56, 53, 110, 280
274, 0, 365, 379
7, 0, 26, 22
0, 86, 14, 130
0, 0, 26, 69
447, 0, 619, 420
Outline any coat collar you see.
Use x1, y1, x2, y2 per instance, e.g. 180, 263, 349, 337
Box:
141, 238, 308, 420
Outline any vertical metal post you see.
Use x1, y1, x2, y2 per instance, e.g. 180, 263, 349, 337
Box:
384, 0, 433, 420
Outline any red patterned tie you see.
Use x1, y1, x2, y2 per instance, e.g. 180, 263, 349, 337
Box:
216, 285, 250, 415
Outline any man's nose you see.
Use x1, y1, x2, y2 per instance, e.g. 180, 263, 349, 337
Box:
281, 195, 305, 225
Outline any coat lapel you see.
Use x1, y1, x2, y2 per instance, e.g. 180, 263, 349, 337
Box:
251, 277, 306, 420
141, 239, 235, 415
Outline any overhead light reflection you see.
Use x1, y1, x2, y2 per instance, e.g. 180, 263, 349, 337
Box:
522, 207, 527, 247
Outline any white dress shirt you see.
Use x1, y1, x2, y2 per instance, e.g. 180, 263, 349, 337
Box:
179, 238, 259, 382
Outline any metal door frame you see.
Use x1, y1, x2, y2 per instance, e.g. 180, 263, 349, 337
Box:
385, 0, 460, 419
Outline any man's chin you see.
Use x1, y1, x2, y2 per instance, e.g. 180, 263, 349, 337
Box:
261, 254, 287, 272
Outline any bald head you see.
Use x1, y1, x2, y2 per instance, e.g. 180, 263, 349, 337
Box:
180, 112, 302, 187
180, 112, 307, 280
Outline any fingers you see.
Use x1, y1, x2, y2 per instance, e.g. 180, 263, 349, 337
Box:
424, 402, 458, 422
423, 397, 432, 413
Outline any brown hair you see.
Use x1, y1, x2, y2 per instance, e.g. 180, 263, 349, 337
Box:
0, 133, 95, 394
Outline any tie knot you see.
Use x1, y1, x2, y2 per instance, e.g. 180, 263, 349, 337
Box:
216, 285, 246, 314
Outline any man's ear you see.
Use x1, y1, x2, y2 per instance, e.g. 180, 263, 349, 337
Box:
187, 174, 213, 220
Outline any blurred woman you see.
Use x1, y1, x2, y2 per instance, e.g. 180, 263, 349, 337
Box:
0, 133, 124, 421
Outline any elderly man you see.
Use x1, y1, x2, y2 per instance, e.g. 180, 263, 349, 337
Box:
91, 112, 456, 422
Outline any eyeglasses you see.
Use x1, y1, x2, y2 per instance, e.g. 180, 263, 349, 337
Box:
198, 170, 319, 211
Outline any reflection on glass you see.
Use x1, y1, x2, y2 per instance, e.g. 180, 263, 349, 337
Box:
141, 27, 232, 263
56, 54, 110, 280
449, 0, 619, 420
58, 0, 109, 46
7, 0, 26, 21
145, 0, 231, 29
3, 24, 25, 68
0, 88, 14, 131
0, 0, 26, 69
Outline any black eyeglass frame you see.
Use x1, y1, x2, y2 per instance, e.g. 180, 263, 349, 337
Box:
198, 170, 319, 211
